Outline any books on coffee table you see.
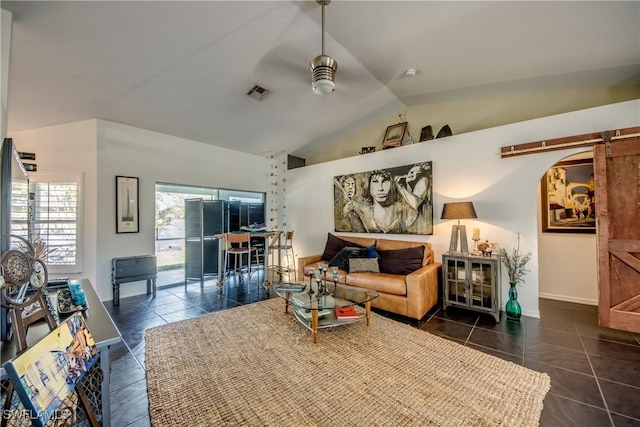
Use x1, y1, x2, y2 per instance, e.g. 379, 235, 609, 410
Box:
294, 307, 332, 321
335, 306, 359, 320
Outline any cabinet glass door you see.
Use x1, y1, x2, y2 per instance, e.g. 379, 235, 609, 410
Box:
470, 261, 493, 310
446, 259, 467, 305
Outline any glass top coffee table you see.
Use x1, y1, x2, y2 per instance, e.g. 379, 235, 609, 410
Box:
274, 282, 379, 343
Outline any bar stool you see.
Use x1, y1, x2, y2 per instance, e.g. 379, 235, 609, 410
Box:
224, 233, 257, 284
250, 236, 265, 271
268, 230, 296, 283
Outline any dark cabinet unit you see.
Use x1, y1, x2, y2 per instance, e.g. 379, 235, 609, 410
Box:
228, 201, 241, 232
442, 254, 501, 322
239, 203, 265, 227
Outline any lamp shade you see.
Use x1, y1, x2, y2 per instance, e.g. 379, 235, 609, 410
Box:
441, 202, 477, 220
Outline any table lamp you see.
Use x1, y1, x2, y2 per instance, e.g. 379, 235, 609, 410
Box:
441, 202, 477, 254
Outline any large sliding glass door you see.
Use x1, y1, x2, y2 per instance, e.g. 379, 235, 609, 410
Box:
155, 183, 264, 287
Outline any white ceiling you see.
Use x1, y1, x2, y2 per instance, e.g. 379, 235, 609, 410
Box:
3, 1, 639, 159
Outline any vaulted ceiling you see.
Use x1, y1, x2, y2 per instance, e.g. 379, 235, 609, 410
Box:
3, 1, 639, 159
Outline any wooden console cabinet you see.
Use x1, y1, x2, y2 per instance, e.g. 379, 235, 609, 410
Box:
442, 254, 501, 322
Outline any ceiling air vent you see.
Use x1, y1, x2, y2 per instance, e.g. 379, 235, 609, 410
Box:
246, 84, 270, 101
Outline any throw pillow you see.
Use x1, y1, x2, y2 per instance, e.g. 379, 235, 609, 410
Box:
378, 246, 425, 275
321, 233, 363, 261
329, 246, 365, 271
348, 258, 380, 273
364, 245, 380, 259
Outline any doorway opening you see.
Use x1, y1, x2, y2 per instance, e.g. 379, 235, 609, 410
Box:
537, 150, 598, 306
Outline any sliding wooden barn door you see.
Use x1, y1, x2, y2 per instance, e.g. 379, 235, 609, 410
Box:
595, 136, 640, 333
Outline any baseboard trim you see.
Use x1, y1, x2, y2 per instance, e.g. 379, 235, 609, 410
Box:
539, 292, 598, 306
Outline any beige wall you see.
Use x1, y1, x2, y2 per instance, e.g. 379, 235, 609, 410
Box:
308, 85, 640, 165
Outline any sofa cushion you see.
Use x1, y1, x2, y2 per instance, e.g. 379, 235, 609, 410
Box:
321, 233, 361, 261
378, 246, 425, 275
340, 235, 377, 248
364, 245, 380, 259
348, 258, 380, 273
346, 272, 407, 296
328, 246, 365, 271
376, 239, 432, 266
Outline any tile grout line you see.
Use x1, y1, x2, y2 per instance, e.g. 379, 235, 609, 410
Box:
609, 410, 640, 423
546, 390, 610, 412
464, 317, 479, 345
115, 308, 146, 373
575, 324, 615, 427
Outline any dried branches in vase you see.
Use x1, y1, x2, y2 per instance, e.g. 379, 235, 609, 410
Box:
499, 233, 532, 321
499, 233, 532, 286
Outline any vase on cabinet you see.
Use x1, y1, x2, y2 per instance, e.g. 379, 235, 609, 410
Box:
505, 282, 522, 321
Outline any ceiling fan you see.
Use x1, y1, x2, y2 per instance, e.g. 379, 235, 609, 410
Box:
309, 0, 337, 95
250, 1, 383, 103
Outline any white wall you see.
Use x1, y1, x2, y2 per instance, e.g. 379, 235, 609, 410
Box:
286, 100, 640, 318
8, 119, 99, 285
1, 9, 12, 139
538, 231, 597, 304
95, 120, 270, 300
9, 119, 270, 301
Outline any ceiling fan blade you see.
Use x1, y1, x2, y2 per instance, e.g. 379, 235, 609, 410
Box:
252, 35, 318, 91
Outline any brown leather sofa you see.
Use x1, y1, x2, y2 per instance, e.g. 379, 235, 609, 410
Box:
297, 235, 441, 320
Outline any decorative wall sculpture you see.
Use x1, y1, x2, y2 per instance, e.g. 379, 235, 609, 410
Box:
334, 162, 433, 235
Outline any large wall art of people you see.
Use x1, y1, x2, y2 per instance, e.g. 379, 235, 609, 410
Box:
333, 162, 433, 235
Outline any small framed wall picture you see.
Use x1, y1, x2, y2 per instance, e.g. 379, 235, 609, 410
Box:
116, 176, 139, 233
382, 122, 407, 149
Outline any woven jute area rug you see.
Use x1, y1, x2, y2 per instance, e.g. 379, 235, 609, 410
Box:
145, 298, 550, 427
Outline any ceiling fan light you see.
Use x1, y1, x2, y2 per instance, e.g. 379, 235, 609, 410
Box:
312, 78, 335, 95
310, 54, 338, 95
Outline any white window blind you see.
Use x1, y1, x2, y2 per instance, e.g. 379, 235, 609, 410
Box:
10, 179, 29, 239
30, 173, 83, 273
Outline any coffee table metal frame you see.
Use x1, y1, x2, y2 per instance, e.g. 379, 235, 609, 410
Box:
274, 283, 379, 343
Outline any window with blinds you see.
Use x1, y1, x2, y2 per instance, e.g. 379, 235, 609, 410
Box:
9, 179, 29, 239
30, 173, 82, 272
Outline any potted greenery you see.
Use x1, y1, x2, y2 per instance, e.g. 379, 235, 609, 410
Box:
499, 233, 532, 321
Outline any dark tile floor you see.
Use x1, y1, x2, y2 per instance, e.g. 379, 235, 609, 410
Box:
105, 274, 640, 427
